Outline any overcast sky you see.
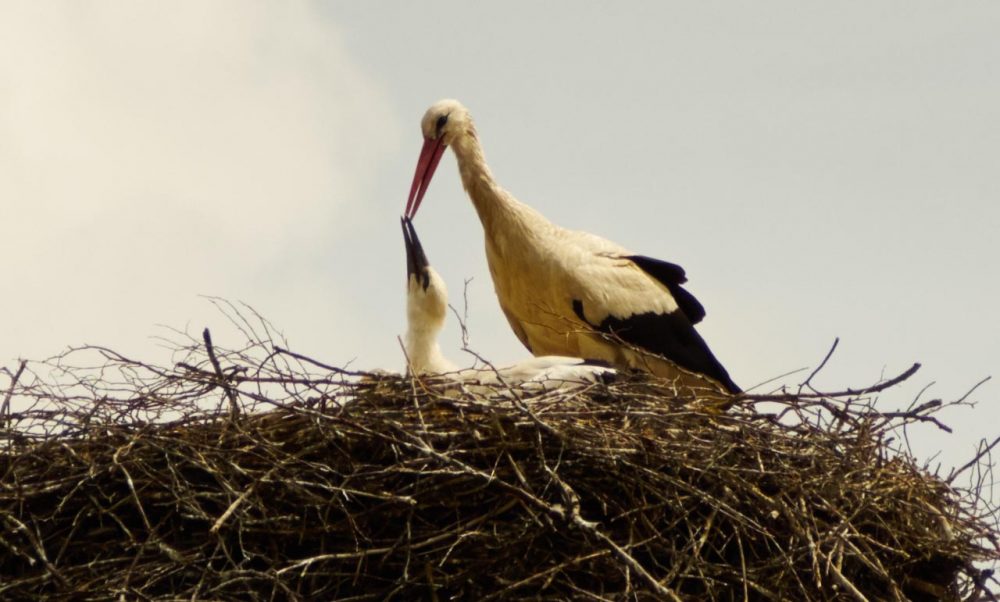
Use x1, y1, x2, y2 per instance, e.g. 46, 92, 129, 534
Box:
2, 1, 998, 474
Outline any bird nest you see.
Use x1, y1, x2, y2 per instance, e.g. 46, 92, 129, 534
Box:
1, 317, 998, 600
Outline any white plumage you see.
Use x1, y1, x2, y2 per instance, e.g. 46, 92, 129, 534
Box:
405, 99, 740, 395
401, 218, 614, 389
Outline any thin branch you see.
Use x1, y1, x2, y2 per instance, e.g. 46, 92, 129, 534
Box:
950, 434, 1000, 485
749, 363, 922, 402
2, 360, 27, 428
802, 337, 839, 391
272, 346, 368, 377
203, 328, 239, 422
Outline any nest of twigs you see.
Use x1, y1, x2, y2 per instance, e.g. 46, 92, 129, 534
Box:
1, 315, 998, 600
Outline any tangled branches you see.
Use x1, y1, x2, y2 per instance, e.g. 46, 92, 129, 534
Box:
1, 316, 997, 600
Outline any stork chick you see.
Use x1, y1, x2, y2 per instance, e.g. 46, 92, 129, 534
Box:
403, 217, 457, 375
402, 218, 613, 388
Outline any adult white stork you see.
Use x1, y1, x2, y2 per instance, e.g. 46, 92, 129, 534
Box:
404, 99, 740, 395
402, 217, 614, 388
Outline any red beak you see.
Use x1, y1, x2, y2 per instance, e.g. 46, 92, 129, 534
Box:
405, 136, 447, 219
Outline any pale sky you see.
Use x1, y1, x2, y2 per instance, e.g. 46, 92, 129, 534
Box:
2, 2, 998, 475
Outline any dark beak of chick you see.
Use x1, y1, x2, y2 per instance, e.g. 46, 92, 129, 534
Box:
401, 217, 430, 290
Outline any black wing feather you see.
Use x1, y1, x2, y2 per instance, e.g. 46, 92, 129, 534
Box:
572, 298, 740, 393
626, 255, 706, 324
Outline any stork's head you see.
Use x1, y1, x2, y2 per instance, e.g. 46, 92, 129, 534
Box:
405, 99, 472, 219
402, 217, 448, 335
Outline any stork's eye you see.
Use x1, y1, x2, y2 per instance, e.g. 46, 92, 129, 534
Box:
435, 114, 448, 133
